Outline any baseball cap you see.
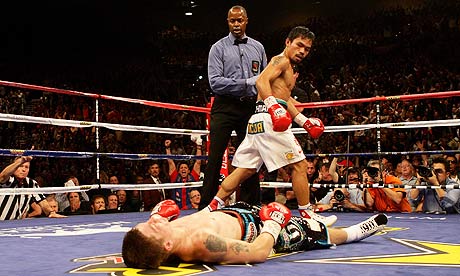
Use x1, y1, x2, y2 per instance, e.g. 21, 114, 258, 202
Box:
338, 160, 353, 167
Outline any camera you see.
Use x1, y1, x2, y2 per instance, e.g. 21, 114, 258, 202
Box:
333, 190, 345, 202
332, 190, 345, 212
365, 166, 380, 178
415, 165, 433, 178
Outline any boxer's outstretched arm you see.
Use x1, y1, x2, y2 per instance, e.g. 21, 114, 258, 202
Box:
191, 231, 275, 264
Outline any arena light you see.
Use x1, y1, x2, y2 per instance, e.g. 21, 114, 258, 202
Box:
183, 0, 198, 16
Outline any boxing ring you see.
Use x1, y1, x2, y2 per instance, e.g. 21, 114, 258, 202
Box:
1, 80, 460, 275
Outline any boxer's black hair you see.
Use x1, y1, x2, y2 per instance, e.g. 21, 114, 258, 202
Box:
288, 26, 315, 41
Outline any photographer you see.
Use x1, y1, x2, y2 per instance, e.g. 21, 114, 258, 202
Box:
363, 160, 412, 213
315, 168, 367, 212
410, 157, 460, 214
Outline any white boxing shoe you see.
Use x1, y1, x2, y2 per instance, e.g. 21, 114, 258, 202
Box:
299, 208, 338, 227
357, 213, 388, 239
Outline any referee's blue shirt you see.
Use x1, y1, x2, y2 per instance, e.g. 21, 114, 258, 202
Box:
208, 33, 267, 97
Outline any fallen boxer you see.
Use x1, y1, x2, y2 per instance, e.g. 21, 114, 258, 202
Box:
122, 200, 388, 268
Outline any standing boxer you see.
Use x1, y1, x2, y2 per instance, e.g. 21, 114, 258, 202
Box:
206, 26, 336, 226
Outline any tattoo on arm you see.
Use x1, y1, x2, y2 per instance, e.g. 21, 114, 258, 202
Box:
204, 234, 227, 253
271, 56, 283, 66
229, 242, 249, 255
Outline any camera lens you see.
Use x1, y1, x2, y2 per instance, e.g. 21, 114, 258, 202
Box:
333, 190, 345, 202
415, 165, 432, 178
366, 167, 380, 178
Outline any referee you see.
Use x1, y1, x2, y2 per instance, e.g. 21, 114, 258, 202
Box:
200, 5, 268, 209
0, 154, 66, 220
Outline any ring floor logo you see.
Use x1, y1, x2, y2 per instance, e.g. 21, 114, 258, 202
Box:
69, 254, 216, 275
68, 247, 297, 275
0, 221, 132, 238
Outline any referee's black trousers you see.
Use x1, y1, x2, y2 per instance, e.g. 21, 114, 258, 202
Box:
199, 95, 261, 209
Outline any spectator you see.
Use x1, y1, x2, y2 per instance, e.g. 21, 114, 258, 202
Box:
46, 195, 59, 213
0, 155, 65, 220
109, 175, 120, 184
316, 167, 367, 212
63, 192, 91, 215
189, 189, 201, 210
165, 137, 202, 210
363, 160, 412, 213
445, 155, 459, 182
311, 161, 334, 204
142, 161, 168, 211
329, 157, 355, 184
107, 193, 119, 211
56, 176, 89, 212
109, 175, 123, 194
117, 189, 140, 212
410, 157, 460, 214
91, 195, 106, 214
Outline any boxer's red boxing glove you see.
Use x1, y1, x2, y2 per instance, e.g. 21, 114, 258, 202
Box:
259, 202, 292, 241
150, 199, 180, 221
293, 113, 324, 139
259, 202, 291, 240
264, 96, 292, 132
260, 202, 292, 227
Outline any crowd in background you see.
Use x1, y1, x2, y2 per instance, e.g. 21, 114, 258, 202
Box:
1, 0, 460, 215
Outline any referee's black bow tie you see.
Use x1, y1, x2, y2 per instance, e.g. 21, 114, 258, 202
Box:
234, 38, 248, 45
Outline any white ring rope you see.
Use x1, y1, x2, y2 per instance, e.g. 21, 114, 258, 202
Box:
1, 113, 460, 136
0, 182, 203, 195
0, 113, 208, 136
259, 181, 460, 190
294, 118, 460, 134
1, 180, 458, 196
